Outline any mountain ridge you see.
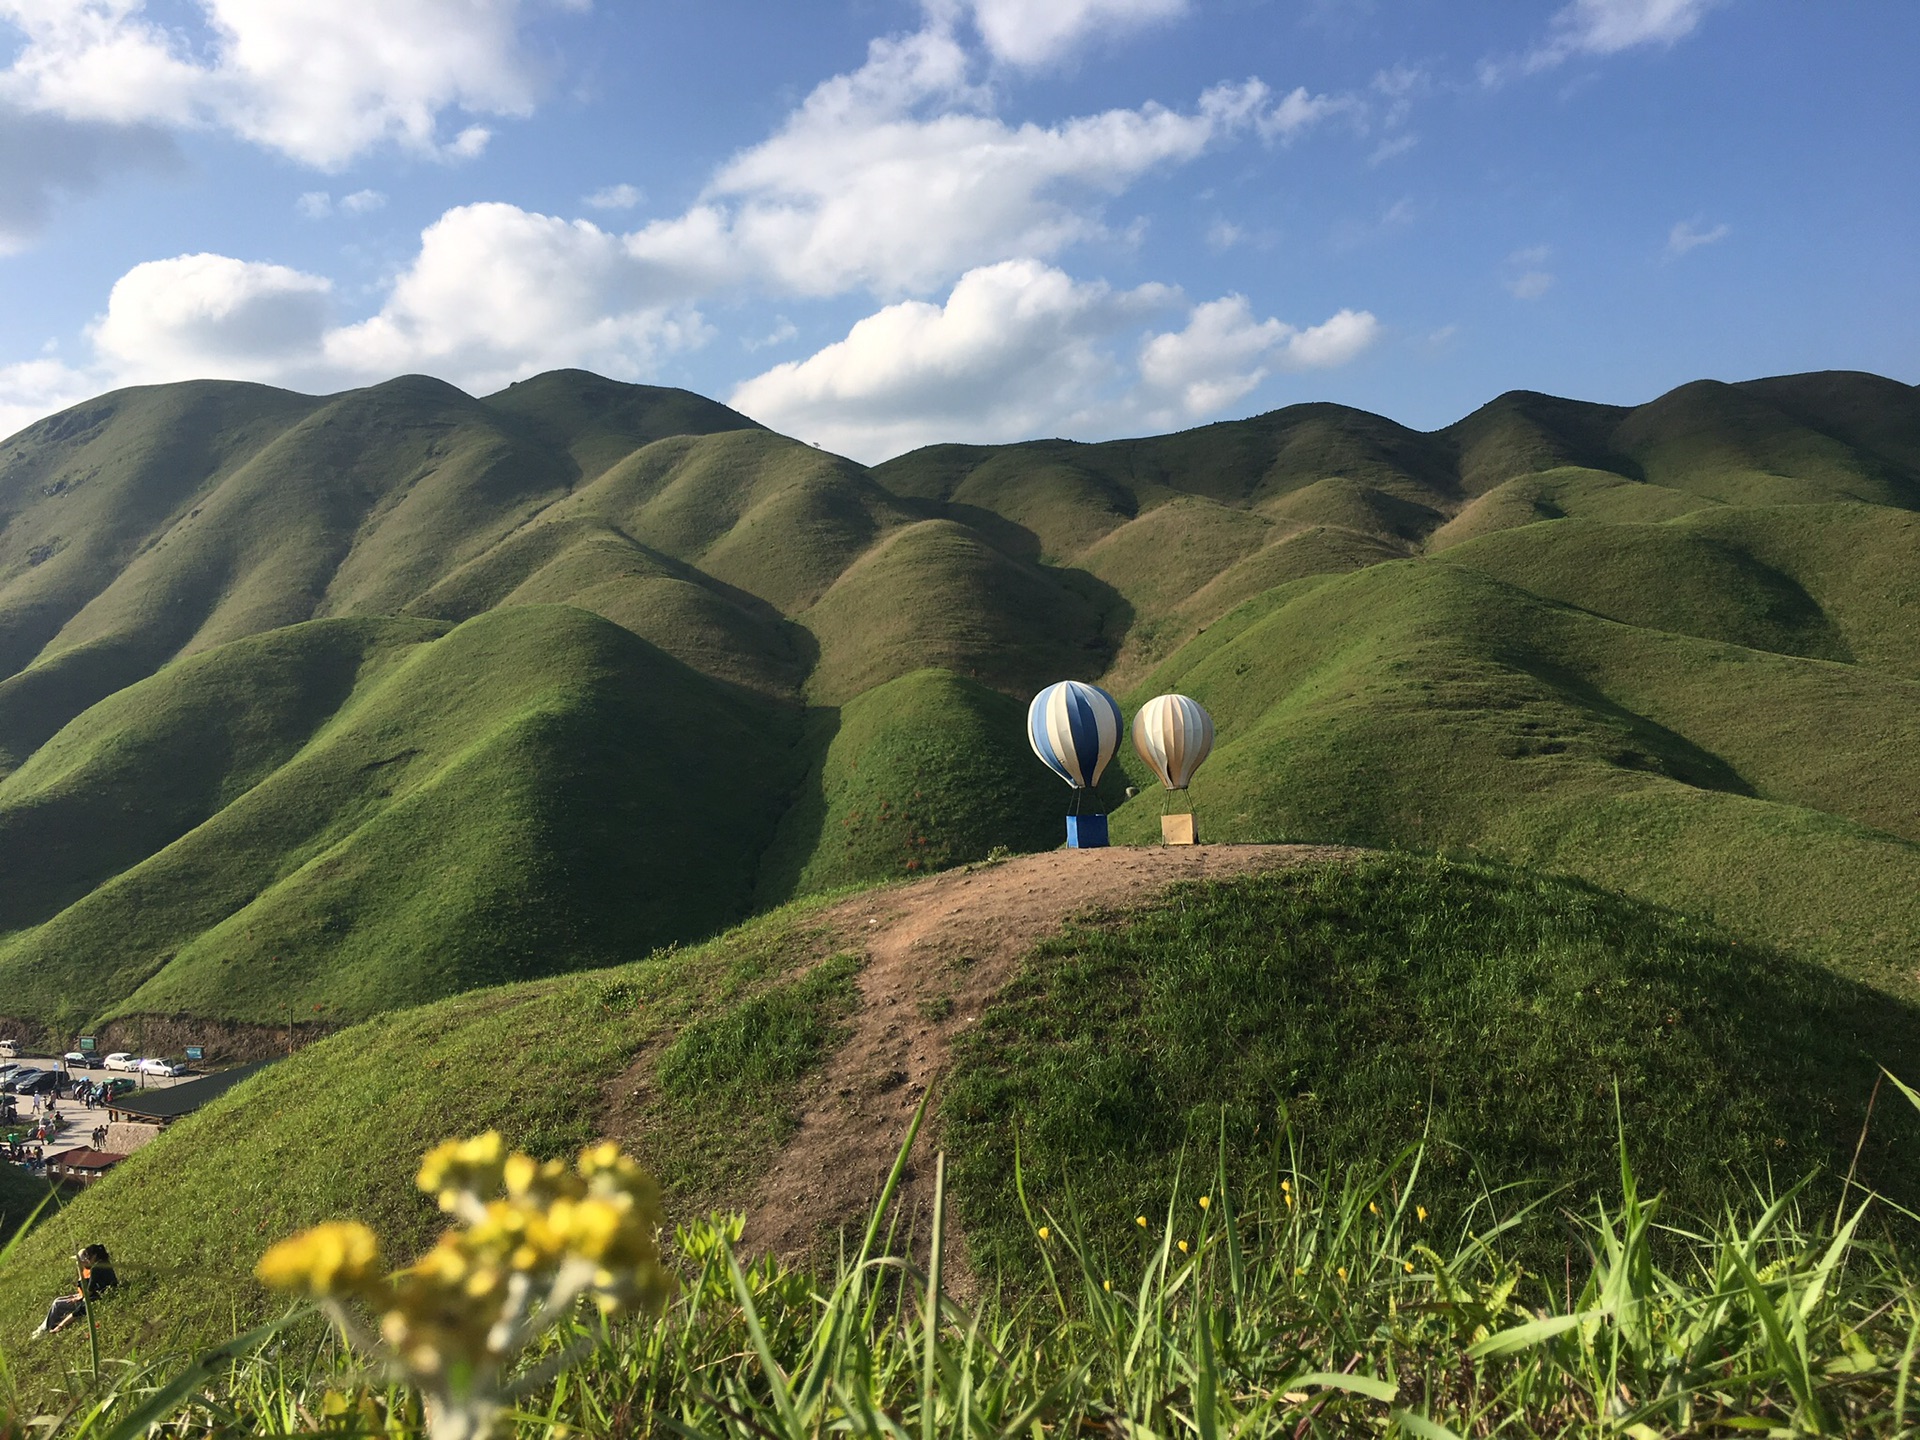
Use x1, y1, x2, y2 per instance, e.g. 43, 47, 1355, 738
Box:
2, 365, 1917, 1031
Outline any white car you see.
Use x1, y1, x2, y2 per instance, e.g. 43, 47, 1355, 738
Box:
137, 1057, 184, 1077
102, 1052, 138, 1072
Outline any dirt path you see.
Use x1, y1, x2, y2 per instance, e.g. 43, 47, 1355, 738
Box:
740, 842, 1357, 1265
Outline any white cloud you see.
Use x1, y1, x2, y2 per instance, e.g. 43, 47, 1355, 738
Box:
585, 183, 643, 211
700, 24, 1287, 296
340, 188, 386, 214
1667, 216, 1729, 255
322, 203, 712, 393
0, 356, 96, 441
296, 190, 331, 219
1504, 245, 1555, 299
731, 259, 1173, 459
731, 261, 1379, 461
742, 318, 798, 352
1498, 0, 1722, 77
1206, 219, 1246, 250
1137, 296, 1380, 423
0, 0, 568, 168
959, 0, 1190, 69
1367, 132, 1417, 166
89, 253, 334, 383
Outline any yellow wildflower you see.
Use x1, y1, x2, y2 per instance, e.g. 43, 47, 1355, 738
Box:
1403, 1261, 1415, 1274
1368, 1202, 1379, 1216
1177, 1239, 1189, 1254
1103, 1279, 1112, 1292
255, 1221, 381, 1298
1416, 1205, 1428, 1222
1336, 1266, 1347, 1281
1037, 1226, 1051, 1241
1136, 1215, 1148, 1228
1198, 1195, 1210, 1210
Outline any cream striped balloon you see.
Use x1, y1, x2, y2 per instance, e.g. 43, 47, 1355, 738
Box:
1131, 693, 1215, 791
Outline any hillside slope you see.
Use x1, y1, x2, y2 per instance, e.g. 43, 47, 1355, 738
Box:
3, 368, 1919, 1030
6, 850, 1918, 1389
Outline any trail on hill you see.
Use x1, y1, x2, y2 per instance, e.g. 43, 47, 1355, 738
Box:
740, 842, 1356, 1266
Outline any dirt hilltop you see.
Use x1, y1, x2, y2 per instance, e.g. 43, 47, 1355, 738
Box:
704, 843, 1360, 1267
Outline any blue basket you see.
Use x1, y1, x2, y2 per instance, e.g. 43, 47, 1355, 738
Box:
1065, 814, 1110, 849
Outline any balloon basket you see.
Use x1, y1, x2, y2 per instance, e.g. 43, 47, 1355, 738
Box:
1161, 813, 1198, 846
1066, 815, 1110, 849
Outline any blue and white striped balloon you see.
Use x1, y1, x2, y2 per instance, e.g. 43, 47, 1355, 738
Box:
1027, 681, 1124, 790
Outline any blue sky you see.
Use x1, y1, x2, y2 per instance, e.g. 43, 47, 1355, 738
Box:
0, 0, 1914, 460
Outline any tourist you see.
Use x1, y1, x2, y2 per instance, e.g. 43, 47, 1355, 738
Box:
31, 1246, 119, 1339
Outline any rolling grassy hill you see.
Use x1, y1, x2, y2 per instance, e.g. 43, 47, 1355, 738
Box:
1, 366, 1918, 1035
5, 854, 1919, 1385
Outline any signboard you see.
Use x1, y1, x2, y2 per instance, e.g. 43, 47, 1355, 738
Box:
185, 1046, 204, 1062
78, 1035, 96, 1053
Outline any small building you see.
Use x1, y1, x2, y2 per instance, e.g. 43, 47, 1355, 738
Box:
103, 1059, 277, 1131
48, 1147, 126, 1185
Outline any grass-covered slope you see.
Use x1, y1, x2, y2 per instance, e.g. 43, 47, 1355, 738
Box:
0, 894, 857, 1373
1106, 536, 1920, 993
8, 855, 1919, 1382
0, 605, 794, 1024
944, 856, 1920, 1274
753, 669, 1066, 902
5, 366, 1920, 1031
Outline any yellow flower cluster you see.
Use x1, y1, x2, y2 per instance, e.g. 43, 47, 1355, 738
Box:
255, 1220, 383, 1300
257, 1133, 672, 1431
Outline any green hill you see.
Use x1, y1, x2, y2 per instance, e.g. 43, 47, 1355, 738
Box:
3, 367, 1920, 1035
5, 854, 1918, 1383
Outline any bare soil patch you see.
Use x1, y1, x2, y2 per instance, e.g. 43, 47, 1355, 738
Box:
739, 842, 1358, 1270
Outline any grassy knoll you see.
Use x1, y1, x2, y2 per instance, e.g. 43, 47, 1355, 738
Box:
0, 895, 858, 1376
1106, 552, 1920, 994
944, 856, 1920, 1277
753, 669, 1066, 902
10, 852, 1920, 1393
0, 605, 796, 1025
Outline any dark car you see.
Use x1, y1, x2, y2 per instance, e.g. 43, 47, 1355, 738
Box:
2, 1067, 48, 1093
11, 1069, 62, 1096
101, 1078, 138, 1099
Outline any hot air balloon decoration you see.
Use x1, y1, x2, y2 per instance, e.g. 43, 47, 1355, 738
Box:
1132, 693, 1215, 845
1027, 680, 1124, 848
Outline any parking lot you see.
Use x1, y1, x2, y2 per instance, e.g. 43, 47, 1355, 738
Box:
2, 1052, 195, 1165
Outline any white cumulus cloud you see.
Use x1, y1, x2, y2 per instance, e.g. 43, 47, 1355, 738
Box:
1137, 296, 1379, 423
322, 203, 712, 393
731, 262, 1380, 461
958, 0, 1190, 69
699, 24, 1288, 296
0, 0, 569, 168
730, 258, 1172, 459
89, 253, 335, 384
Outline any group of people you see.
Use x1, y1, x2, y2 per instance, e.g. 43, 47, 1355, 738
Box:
70, 1077, 121, 1107
2, 1138, 48, 1168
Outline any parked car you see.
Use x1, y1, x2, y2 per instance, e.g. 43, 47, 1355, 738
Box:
137, 1057, 185, 1077
102, 1077, 137, 1100
0, 1039, 19, 1059
3, 1067, 48, 1093
64, 1051, 92, 1069
13, 1070, 62, 1096
0, 1063, 23, 1085
102, 1052, 138, 1072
